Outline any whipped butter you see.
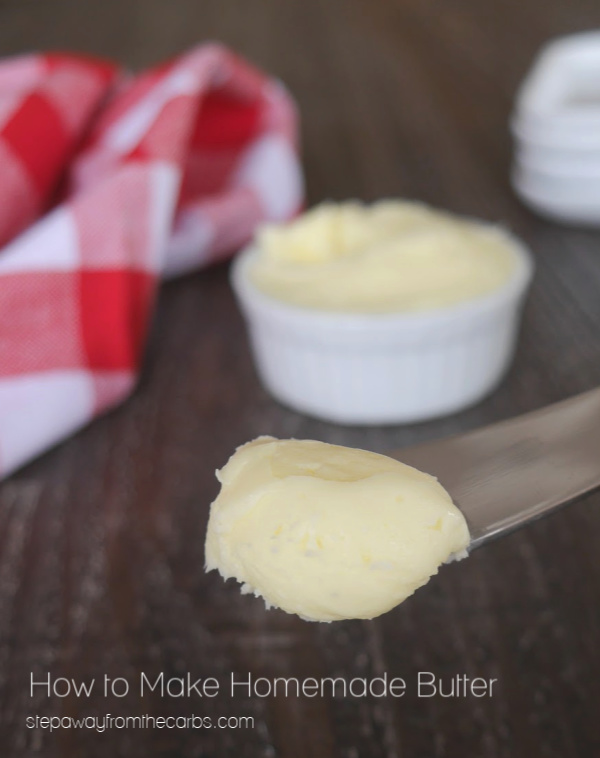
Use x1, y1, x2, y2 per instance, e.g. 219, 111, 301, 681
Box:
204, 437, 470, 622
251, 200, 517, 312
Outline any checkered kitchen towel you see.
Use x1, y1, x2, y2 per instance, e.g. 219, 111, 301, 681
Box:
0, 45, 303, 477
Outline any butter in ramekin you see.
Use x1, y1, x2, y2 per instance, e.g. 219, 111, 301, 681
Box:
251, 200, 518, 313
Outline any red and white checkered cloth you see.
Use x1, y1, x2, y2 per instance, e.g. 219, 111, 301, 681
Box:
0, 45, 303, 477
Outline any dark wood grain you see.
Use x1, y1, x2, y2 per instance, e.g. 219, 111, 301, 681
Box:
1, 0, 600, 756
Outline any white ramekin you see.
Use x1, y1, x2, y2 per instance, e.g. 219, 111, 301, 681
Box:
512, 163, 600, 226
230, 238, 534, 425
513, 31, 600, 142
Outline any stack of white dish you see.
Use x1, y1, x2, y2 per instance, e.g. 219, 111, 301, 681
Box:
512, 31, 600, 226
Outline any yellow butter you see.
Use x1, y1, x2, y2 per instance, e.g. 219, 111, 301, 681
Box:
251, 200, 517, 312
204, 437, 470, 622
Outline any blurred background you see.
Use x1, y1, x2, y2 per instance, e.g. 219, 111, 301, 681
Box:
0, 0, 597, 211
1, 1, 600, 757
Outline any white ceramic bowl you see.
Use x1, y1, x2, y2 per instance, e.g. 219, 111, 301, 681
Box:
230, 239, 534, 425
513, 159, 600, 197
511, 32, 600, 226
511, 114, 600, 151
514, 31, 600, 141
515, 143, 600, 176
512, 166, 600, 225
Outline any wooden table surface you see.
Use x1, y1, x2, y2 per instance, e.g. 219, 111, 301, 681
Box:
1, 1, 600, 756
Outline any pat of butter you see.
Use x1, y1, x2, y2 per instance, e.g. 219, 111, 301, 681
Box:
204, 437, 470, 622
251, 200, 517, 312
